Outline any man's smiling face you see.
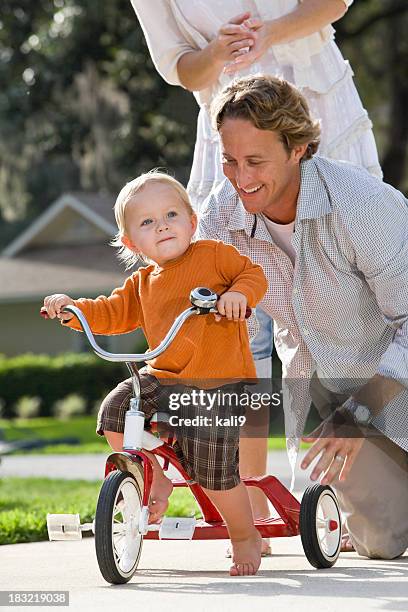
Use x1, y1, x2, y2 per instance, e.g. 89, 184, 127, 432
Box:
219, 118, 306, 223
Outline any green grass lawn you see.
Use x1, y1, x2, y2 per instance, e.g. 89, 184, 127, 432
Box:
0, 477, 201, 545
0, 416, 289, 453
0, 416, 110, 454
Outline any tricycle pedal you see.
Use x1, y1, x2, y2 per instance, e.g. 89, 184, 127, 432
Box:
159, 517, 196, 540
47, 513, 94, 541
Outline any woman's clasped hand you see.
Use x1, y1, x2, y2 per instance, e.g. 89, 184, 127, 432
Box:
209, 12, 261, 70
222, 16, 273, 74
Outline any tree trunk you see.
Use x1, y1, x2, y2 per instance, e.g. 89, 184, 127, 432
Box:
381, 4, 408, 189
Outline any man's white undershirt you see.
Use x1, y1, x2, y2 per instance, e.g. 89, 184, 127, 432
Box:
261, 214, 296, 265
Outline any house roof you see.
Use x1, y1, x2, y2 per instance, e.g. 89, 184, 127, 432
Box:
2, 192, 116, 257
0, 191, 132, 303
67, 191, 116, 225
0, 244, 129, 304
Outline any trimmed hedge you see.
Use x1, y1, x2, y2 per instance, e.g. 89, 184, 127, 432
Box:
0, 353, 134, 418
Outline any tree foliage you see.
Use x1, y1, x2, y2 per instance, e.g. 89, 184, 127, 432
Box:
336, 0, 408, 188
0, 0, 196, 229
0, 0, 407, 246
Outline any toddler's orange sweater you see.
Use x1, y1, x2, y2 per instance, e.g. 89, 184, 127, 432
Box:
66, 240, 267, 385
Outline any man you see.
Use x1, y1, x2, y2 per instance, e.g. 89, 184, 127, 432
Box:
198, 74, 408, 559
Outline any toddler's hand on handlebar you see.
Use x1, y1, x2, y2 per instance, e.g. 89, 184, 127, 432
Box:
215, 291, 247, 322
43, 294, 75, 321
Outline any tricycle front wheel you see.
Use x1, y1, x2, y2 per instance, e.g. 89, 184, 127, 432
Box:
95, 469, 144, 584
300, 484, 342, 568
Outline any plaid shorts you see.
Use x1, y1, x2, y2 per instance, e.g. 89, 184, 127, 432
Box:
97, 366, 244, 490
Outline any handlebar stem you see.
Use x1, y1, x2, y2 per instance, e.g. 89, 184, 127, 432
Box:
62, 304, 201, 404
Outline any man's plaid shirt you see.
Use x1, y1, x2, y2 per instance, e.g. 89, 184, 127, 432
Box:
198, 155, 408, 451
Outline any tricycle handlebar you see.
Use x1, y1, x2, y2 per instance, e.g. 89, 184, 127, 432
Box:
61, 304, 199, 363
40, 286, 252, 364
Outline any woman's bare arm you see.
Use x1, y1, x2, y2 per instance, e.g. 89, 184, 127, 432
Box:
225, 0, 349, 74
177, 45, 226, 92
178, 1, 349, 87
262, 0, 348, 47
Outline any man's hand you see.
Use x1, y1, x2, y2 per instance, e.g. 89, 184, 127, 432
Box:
43, 293, 75, 321
301, 410, 365, 485
215, 291, 247, 322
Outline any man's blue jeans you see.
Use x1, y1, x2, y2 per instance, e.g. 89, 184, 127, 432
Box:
250, 306, 273, 361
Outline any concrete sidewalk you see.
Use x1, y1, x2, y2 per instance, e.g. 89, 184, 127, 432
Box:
0, 450, 311, 489
1, 536, 407, 611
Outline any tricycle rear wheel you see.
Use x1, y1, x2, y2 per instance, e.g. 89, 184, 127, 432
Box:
95, 469, 144, 584
300, 484, 342, 568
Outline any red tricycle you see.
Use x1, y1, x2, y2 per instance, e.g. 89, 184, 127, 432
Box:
44, 287, 342, 584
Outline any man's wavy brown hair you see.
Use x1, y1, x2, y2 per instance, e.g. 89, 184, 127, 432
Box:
211, 75, 321, 159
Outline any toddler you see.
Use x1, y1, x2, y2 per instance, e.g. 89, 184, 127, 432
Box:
43, 171, 267, 576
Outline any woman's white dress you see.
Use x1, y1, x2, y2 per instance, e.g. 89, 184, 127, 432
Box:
130, 0, 382, 209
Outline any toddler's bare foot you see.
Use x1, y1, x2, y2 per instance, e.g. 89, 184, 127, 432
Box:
226, 537, 271, 558
340, 534, 355, 552
229, 529, 262, 576
261, 538, 272, 556
148, 474, 173, 524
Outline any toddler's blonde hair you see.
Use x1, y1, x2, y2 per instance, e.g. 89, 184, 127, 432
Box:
111, 170, 195, 269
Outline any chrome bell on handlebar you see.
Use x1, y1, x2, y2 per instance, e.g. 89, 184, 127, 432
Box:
189, 287, 218, 312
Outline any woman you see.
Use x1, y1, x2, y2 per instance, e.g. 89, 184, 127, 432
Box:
129, 0, 381, 554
